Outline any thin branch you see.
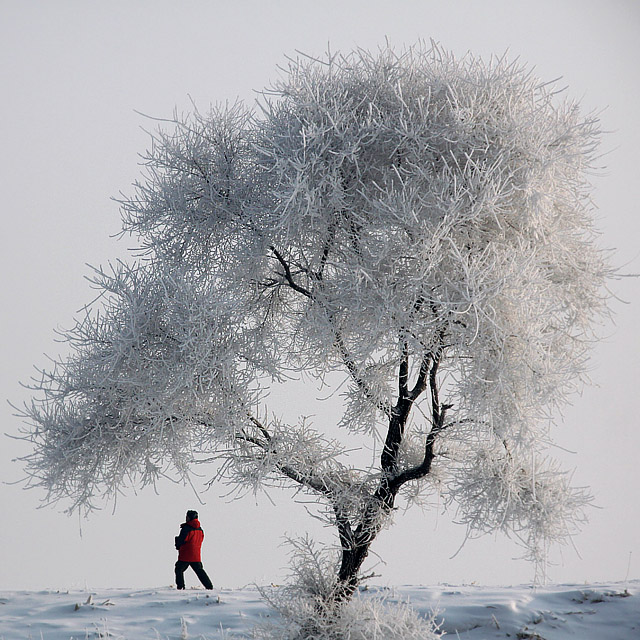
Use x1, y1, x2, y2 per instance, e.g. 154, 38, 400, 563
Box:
242, 413, 341, 497
270, 246, 313, 298
398, 337, 409, 399
409, 351, 432, 400
335, 331, 392, 418
429, 352, 442, 427
247, 413, 272, 442
316, 219, 336, 280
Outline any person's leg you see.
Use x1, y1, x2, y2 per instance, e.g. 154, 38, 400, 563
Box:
190, 562, 214, 589
175, 560, 189, 589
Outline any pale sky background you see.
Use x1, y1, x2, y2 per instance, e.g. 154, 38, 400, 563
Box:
1, 0, 639, 592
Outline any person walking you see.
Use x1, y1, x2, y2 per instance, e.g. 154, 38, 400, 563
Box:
174, 510, 214, 590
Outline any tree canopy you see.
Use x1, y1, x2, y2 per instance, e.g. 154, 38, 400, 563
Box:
20, 45, 610, 605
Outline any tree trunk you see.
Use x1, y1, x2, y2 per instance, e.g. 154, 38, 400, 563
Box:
335, 543, 371, 602
329, 343, 444, 605
331, 387, 440, 604
333, 479, 399, 603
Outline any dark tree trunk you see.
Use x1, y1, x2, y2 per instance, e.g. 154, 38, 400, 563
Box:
336, 543, 371, 602
333, 476, 401, 603
330, 353, 446, 605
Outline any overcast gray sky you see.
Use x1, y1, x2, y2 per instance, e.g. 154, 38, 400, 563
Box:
2, 0, 639, 591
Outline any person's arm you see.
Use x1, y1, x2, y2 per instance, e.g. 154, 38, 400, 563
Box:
175, 525, 191, 549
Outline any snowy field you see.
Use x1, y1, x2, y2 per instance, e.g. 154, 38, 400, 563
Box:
0, 581, 638, 639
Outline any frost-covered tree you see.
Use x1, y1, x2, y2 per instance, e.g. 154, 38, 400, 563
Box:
19, 45, 610, 611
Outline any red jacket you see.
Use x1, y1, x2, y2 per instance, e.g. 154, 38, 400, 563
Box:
175, 518, 205, 562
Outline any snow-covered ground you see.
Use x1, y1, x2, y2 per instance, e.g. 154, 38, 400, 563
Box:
0, 581, 638, 639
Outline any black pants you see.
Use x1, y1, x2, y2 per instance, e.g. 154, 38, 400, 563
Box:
174, 560, 213, 590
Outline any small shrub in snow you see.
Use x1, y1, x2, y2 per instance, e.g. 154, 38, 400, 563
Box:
254, 586, 440, 640
251, 537, 441, 640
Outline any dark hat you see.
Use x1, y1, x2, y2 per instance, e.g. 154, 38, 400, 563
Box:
186, 510, 198, 521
